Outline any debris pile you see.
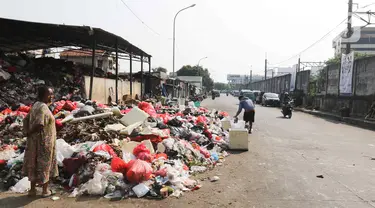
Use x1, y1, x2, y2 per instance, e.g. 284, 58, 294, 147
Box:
0, 56, 87, 109
0, 98, 231, 199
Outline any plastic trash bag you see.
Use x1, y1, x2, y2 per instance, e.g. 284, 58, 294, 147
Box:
86, 172, 108, 195
231, 119, 246, 129
138, 102, 157, 117
56, 139, 75, 166
111, 157, 127, 174
93, 144, 117, 158
126, 159, 152, 183
9, 177, 30, 193
95, 163, 112, 175
133, 143, 150, 156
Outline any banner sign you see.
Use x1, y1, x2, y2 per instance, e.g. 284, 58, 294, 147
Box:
339, 52, 354, 95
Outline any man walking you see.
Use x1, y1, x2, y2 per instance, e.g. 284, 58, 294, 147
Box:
234, 95, 255, 133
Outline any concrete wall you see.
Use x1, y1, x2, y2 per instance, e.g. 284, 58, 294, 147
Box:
313, 56, 375, 117
250, 72, 311, 95
84, 76, 141, 104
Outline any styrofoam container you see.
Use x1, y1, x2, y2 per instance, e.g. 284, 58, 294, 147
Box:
120, 107, 149, 126
229, 129, 249, 150
132, 183, 150, 198
221, 120, 231, 130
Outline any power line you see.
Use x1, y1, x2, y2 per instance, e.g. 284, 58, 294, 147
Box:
271, 18, 346, 66
119, 0, 161, 36
271, 2, 375, 66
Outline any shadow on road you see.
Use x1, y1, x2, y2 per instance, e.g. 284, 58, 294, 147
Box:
228, 150, 248, 155
0, 195, 38, 208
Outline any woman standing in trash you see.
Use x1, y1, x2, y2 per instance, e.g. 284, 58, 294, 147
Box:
22, 85, 58, 197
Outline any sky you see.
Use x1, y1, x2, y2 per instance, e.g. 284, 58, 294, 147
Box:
1, 0, 375, 82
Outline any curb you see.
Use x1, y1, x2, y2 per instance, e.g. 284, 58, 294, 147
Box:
294, 108, 375, 131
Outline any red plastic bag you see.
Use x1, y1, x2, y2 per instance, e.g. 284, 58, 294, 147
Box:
53, 100, 65, 115
157, 114, 171, 124
133, 143, 150, 156
136, 152, 153, 163
111, 157, 127, 173
120, 109, 132, 114
200, 147, 210, 158
1, 108, 12, 115
55, 119, 63, 130
138, 102, 157, 117
126, 159, 152, 183
63, 101, 77, 111
154, 168, 167, 177
93, 144, 118, 158
155, 153, 168, 160
219, 111, 229, 117
130, 135, 163, 144
18, 106, 31, 113
97, 103, 108, 108
196, 115, 207, 125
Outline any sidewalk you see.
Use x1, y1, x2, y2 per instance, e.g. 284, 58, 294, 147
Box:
294, 108, 375, 131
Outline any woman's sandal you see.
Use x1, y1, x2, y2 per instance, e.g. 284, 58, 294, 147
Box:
42, 189, 56, 198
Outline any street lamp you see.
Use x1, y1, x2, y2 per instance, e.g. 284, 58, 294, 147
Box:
197, 56, 208, 66
172, 4, 196, 97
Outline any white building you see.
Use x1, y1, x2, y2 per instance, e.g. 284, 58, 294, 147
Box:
227, 74, 249, 85
333, 27, 375, 56
177, 76, 203, 89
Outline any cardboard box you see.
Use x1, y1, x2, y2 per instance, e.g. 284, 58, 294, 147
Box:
229, 129, 249, 150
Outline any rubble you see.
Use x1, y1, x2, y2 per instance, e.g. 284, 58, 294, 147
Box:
0, 92, 231, 199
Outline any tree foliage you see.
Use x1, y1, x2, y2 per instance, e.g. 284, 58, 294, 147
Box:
152, 67, 168, 73
325, 52, 374, 65
176, 65, 214, 91
214, 82, 229, 90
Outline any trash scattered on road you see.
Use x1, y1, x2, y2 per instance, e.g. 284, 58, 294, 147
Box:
316, 175, 324, 179
210, 176, 220, 182
51, 196, 60, 201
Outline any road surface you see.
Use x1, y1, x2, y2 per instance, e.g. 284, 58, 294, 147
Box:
1, 95, 375, 208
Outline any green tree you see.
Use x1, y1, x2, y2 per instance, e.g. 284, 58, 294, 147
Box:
152, 67, 168, 73
214, 82, 228, 90
176, 65, 214, 91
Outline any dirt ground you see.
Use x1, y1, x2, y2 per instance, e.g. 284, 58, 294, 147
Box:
1, 95, 375, 208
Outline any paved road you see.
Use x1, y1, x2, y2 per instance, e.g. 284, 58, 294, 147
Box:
1, 95, 375, 208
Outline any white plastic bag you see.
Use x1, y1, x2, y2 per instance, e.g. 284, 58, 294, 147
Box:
86, 172, 108, 195
132, 183, 150, 198
7, 152, 24, 167
230, 119, 246, 129
10, 177, 30, 193
56, 139, 75, 166
0, 148, 16, 160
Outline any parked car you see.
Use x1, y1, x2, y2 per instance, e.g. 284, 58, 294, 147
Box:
233, 90, 240, 97
256, 92, 265, 104
262, 93, 280, 107
240, 90, 256, 103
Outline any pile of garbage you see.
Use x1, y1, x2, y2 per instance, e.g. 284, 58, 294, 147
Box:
0, 56, 87, 109
0, 98, 231, 199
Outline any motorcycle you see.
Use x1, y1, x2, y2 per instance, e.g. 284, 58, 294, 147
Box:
226, 92, 229, 96
212, 95, 216, 100
281, 101, 293, 118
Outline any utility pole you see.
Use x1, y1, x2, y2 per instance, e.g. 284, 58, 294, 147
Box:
347, 0, 353, 54
297, 57, 301, 72
264, 59, 267, 80
250, 70, 252, 84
